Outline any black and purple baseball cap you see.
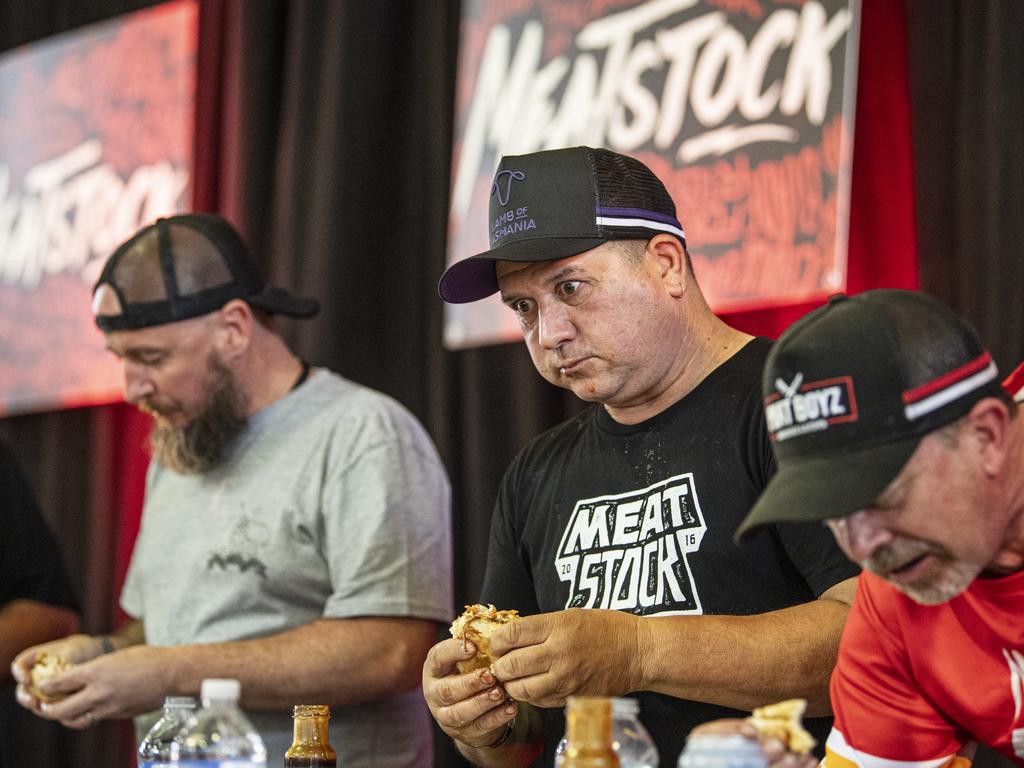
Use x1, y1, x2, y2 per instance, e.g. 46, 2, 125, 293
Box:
736, 290, 1005, 541
438, 146, 686, 304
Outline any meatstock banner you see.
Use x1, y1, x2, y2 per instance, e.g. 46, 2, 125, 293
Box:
445, 0, 860, 349
0, 0, 197, 415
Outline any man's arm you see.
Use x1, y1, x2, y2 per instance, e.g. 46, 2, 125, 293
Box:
23, 616, 438, 728
490, 577, 858, 716
165, 616, 436, 708
106, 619, 146, 649
1, 599, 79, 682
640, 577, 857, 715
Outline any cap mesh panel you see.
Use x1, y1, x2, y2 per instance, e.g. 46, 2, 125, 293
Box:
883, 297, 977, 390
591, 149, 677, 216
170, 226, 234, 294
109, 232, 169, 303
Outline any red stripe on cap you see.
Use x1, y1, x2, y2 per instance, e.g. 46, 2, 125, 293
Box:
1003, 362, 1024, 402
902, 352, 993, 405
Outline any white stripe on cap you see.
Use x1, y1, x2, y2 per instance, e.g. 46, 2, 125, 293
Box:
594, 216, 686, 240
904, 360, 998, 421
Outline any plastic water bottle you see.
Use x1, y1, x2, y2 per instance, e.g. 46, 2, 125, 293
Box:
676, 734, 767, 768
172, 679, 267, 767
556, 697, 659, 767
138, 696, 196, 767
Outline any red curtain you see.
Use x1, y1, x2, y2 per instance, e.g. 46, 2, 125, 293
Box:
106, 405, 151, 626
725, 0, 918, 339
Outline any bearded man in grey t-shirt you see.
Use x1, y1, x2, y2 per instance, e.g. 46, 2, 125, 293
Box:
11, 213, 453, 767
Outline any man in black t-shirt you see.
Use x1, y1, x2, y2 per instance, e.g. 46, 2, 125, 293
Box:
423, 147, 859, 768
0, 438, 80, 768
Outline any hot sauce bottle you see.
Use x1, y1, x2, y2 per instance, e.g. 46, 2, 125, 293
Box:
559, 696, 621, 767
284, 704, 337, 767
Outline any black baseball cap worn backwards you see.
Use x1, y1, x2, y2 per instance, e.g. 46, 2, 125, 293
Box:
438, 146, 686, 304
92, 212, 320, 331
735, 289, 1003, 542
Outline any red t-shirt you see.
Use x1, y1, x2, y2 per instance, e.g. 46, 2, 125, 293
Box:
824, 363, 1024, 768
827, 569, 1024, 767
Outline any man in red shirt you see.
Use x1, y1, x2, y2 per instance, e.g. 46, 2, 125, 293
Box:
736, 289, 1024, 767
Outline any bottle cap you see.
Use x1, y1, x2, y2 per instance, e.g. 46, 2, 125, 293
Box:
293, 704, 331, 717
678, 734, 768, 768
200, 678, 241, 701
611, 697, 639, 715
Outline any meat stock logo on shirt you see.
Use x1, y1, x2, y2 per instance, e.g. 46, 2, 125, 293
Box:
445, 0, 859, 349
0, 1, 197, 415
555, 473, 708, 615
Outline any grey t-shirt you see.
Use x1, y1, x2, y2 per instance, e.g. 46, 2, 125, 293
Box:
121, 368, 452, 765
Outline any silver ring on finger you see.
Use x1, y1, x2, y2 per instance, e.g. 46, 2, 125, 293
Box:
84, 711, 95, 728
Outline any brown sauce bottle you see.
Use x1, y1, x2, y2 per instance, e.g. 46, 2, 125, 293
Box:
559, 696, 620, 767
284, 704, 337, 767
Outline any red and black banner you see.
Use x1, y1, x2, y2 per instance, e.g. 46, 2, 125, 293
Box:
0, 0, 197, 415
445, 0, 859, 348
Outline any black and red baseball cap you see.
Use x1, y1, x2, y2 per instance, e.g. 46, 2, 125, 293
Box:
736, 290, 1004, 541
438, 146, 686, 304
92, 213, 320, 331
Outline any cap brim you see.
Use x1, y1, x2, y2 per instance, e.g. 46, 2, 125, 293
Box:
734, 435, 923, 543
247, 287, 320, 318
438, 236, 608, 303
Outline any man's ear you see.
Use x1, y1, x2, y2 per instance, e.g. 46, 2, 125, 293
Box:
646, 235, 688, 298
968, 397, 1012, 477
214, 299, 254, 360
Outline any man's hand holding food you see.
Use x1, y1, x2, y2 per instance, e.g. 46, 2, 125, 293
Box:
13, 635, 169, 729
424, 604, 648, 765
424, 604, 522, 750
12, 633, 110, 712
486, 607, 648, 708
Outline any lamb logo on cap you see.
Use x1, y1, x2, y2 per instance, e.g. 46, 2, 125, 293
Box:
491, 169, 525, 206
764, 374, 858, 442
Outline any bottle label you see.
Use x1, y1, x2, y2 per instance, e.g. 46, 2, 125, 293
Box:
174, 762, 266, 767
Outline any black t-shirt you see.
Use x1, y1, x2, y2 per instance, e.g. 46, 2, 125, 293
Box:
0, 439, 79, 768
480, 338, 859, 766
0, 440, 78, 609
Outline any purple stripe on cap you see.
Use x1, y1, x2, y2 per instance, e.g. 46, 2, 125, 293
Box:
597, 206, 680, 227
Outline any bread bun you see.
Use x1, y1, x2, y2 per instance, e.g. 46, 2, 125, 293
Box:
449, 604, 520, 674
29, 653, 72, 703
746, 698, 816, 754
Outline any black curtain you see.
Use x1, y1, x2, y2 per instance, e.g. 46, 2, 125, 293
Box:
1, 2, 1023, 768
907, 0, 1024, 374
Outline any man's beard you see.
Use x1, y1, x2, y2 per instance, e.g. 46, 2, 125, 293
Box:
863, 539, 981, 606
146, 355, 247, 474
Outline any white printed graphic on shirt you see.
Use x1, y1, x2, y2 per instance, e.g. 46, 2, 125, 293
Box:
1003, 648, 1024, 757
554, 473, 707, 616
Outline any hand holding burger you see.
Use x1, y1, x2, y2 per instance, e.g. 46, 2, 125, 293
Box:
449, 603, 520, 674
28, 652, 73, 703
